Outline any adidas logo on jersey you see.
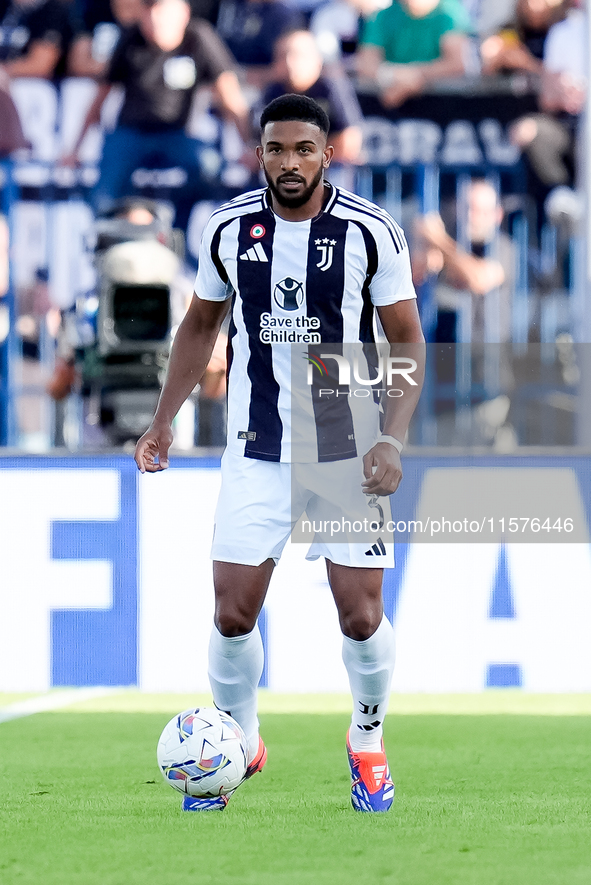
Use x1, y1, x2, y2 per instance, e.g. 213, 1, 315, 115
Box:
365, 539, 386, 556
239, 243, 268, 262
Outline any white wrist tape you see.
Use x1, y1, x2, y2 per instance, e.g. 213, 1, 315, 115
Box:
376, 435, 404, 453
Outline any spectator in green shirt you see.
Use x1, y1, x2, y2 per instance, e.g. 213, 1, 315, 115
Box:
356, 0, 471, 107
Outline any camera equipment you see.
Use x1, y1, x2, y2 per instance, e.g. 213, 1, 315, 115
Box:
83, 199, 184, 444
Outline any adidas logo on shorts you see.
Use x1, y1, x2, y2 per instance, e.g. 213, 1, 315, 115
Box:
365, 538, 386, 556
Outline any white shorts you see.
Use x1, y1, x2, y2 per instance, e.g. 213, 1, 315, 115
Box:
211, 450, 394, 568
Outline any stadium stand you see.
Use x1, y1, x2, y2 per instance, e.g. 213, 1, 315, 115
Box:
261, 29, 364, 165
509, 5, 585, 216
68, 0, 144, 80
0, 0, 76, 79
215, 0, 303, 84
355, 0, 471, 107
0, 0, 588, 449
479, 0, 567, 78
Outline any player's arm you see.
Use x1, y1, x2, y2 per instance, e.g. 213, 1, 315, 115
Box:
362, 299, 425, 496
134, 296, 229, 473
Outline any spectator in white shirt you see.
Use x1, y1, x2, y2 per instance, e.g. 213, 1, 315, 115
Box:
509, 4, 586, 208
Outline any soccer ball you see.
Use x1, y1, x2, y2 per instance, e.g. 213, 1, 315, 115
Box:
156, 707, 248, 798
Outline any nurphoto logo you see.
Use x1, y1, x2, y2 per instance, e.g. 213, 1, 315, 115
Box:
304, 353, 418, 391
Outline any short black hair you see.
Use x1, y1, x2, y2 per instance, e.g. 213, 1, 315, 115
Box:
260, 94, 330, 136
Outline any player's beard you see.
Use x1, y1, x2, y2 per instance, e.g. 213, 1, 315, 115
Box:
263, 164, 324, 209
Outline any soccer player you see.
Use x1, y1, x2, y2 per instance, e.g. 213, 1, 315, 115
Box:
134, 94, 424, 813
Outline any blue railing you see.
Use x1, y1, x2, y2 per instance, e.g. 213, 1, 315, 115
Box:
0, 160, 19, 447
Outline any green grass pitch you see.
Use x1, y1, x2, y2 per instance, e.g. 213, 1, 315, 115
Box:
0, 698, 590, 885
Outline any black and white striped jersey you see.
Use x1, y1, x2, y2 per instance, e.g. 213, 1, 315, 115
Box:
194, 182, 416, 463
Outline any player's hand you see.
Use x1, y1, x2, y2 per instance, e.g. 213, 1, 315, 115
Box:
362, 443, 402, 496
134, 422, 174, 473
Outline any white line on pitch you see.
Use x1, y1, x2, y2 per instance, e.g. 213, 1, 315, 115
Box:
0, 687, 122, 723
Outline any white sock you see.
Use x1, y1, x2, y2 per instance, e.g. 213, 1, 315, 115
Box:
342, 614, 396, 753
208, 624, 264, 762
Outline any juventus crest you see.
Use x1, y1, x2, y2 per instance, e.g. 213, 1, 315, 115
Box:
315, 238, 336, 272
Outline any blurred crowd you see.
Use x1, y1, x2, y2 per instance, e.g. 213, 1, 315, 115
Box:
0, 0, 587, 448
0, 0, 586, 200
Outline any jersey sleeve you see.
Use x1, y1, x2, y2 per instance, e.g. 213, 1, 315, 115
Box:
369, 224, 417, 307
193, 216, 232, 302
